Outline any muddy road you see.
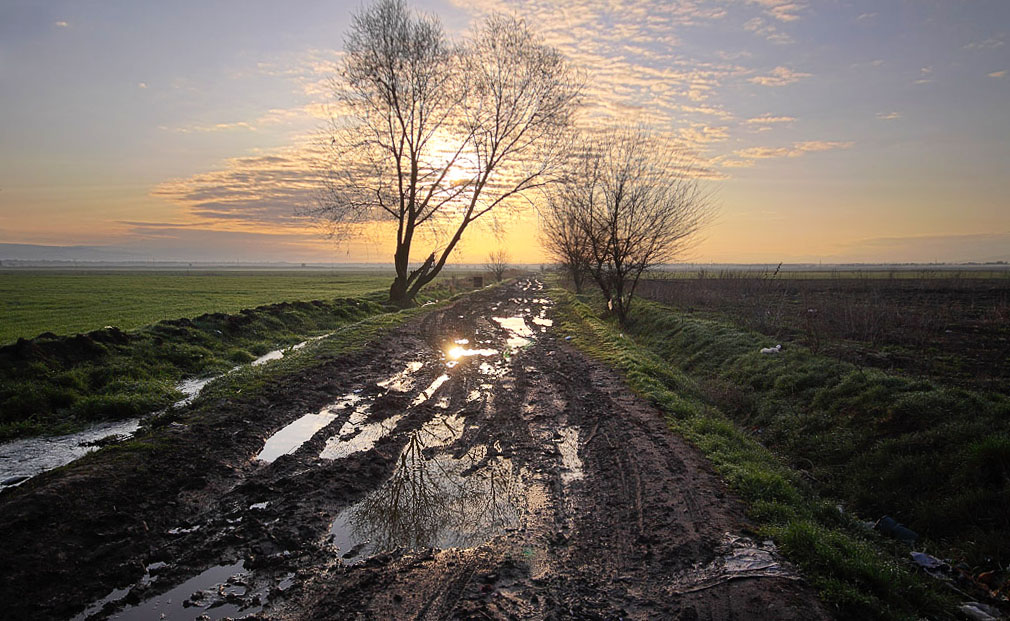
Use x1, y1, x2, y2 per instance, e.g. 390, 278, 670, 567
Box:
1, 279, 827, 620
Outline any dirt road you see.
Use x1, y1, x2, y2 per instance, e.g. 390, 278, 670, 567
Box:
1, 279, 827, 620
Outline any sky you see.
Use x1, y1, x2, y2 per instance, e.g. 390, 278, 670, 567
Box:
1, 0, 1008, 264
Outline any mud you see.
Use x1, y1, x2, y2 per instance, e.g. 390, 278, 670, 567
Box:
0, 279, 827, 620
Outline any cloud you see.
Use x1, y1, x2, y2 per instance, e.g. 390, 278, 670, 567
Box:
152, 141, 326, 228
856, 12, 876, 22
876, 111, 901, 120
964, 37, 1005, 50
748, 66, 811, 86
53, 20, 68, 28
733, 140, 852, 160
137, 82, 148, 89
914, 66, 934, 85
988, 70, 1006, 78
745, 0, 806, 22
744, 114, 795, 125
742, 17, 792, 44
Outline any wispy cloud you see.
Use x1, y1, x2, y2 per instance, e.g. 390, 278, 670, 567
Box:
914, 65, 934, 85
744, 114, 795, 125
53, 20, 69, 28
742, 17, 792, 44
876, 111, 901, 121
748, 66, 811, 86
733, 140, 852, 161
988, 70, 1006, 78
964, 37, 1005, 50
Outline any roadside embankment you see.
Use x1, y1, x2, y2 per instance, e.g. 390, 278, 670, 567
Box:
552, 288, 968, 620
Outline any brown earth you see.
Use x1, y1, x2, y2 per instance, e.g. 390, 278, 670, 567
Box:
0, 279, 828, 620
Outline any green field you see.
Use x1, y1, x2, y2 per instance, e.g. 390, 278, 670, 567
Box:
0, 270, 394, 344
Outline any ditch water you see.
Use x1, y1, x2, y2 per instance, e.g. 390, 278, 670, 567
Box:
0, 333, 338, 489
0, 418, 140, 489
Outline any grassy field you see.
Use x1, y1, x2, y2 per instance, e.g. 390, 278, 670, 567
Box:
0, 270, 394, 344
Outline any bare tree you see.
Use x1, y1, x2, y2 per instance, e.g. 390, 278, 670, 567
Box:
310, 0, 580, 307
485, 249, 510, 282
549, 128, 713, 324
538, 185, 593, 293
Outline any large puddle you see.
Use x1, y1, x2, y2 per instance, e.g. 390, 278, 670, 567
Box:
0, 418, 141, 488
329, 410, 529, 564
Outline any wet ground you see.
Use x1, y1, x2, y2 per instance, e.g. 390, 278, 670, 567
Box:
0, 279, 827, 620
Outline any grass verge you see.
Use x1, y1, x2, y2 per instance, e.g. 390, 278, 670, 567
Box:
0, 296, 387, 441
551, 287, 956, 620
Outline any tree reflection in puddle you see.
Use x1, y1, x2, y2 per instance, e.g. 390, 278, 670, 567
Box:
330, 412, 527, 564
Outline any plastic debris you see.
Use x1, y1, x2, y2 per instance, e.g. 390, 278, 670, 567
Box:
874, 516, 918, 544
959, 602, 1001, 621
759, 344, 782, 354
910, 551, 943, 570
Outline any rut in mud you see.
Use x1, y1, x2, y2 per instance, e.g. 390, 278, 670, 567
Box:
1, 279, 827, 620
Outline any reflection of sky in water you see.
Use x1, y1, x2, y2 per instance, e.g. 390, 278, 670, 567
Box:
493, 316, 533, 349
330, 412, 527, 562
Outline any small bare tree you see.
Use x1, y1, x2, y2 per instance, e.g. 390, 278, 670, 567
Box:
539, 183, 593, 293
548, 128, 713, 324
485, 249, 510, 282
310, 0, 580, 307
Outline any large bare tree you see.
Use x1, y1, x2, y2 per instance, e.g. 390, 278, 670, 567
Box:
546, 128, 713, 323
311, 0, 580, 306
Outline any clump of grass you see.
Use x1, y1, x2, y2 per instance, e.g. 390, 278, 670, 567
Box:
552, 287, 953, 620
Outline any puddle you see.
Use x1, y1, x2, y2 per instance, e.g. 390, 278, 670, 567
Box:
320, 412, 404, 461
446, 345, 499, 360
493, 316, 533, 349
257, 402, 356, 465
556, 426, 584, 484
0, 419, 141, 488
377, 361, 425, 392
478, 361, 507, 377
330, 413, 528, 564
107, 561, 258, 620
412, 374, 450, 406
